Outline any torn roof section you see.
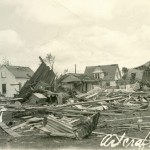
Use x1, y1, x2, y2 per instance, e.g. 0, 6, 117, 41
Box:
18, 57, 56, 100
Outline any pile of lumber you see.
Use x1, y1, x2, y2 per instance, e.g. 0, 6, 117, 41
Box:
41, 112, 100, 139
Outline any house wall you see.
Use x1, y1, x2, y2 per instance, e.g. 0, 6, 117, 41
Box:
102, 81, 117, 88
61, 82, 94, 92
61, 83, 74, 90
16, 78, 28, 89
87, 83, 93, 91
99, 68, 121, 88
110, 81, 117, 86
115, 68, 121, 80
0, 66, 29, 97
127, 69, 143, 81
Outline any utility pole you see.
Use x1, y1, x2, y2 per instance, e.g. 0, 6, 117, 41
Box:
75, 64, 76, 74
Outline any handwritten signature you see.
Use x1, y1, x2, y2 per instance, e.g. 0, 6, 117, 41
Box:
100, 132, 150, 150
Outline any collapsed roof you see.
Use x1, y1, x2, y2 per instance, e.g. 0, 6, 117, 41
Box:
18, 57, 55, 100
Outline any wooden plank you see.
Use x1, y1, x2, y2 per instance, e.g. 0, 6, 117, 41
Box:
85, 93, 98, 99
0, 122, 21, 137
46, 120, 74, 133
57, 96, 123, 107
47, 116, 73, 128
7, 98, 23, 101
54, 110, 96, 115
45, 124, 61, 133
47, 117, 74, 131
40, 127, 75, 138
104, 115, 150, 122
100, 112, 125, 116
11, 122, 27, 130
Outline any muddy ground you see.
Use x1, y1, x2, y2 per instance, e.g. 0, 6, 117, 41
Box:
0, 107, 150, 150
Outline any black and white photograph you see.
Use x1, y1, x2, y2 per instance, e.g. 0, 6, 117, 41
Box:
0, 0, 150, 150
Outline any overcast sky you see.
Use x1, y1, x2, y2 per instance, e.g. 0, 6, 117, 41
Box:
0, 0, 150, 74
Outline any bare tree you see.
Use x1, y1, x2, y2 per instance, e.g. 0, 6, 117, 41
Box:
44, 53, 55, 70
2, 57, 11, 66
64, 69, 68, 74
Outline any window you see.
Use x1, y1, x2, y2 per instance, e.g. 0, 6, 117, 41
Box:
106, 82, 110, 86
1, 72, 6, 78
94, 73, 99, 79
2, 84, 6, 94
94, 73, 104, 79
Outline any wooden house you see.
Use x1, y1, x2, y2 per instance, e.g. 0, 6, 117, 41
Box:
0, 65, 34, 97
84, 64, 121, 88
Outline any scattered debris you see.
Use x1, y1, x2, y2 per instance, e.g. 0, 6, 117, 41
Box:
1, 56, 150, 145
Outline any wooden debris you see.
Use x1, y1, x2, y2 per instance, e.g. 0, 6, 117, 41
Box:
11, 122, 28, 130
57, 96, 123, 107
0, 122, 21, 137
40, 112, 100, 139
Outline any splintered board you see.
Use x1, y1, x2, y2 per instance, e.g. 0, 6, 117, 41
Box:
0, 122, 21, 137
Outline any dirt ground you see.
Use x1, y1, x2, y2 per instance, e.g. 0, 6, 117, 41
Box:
1, 108, 150, 150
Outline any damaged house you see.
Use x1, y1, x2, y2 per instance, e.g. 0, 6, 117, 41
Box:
134, 61, 150, 85
119, 61, 150, 91
59, 73, 99, 92
84, 64, 121, 88
0, 65, 34, 97
126, 69, 144, 83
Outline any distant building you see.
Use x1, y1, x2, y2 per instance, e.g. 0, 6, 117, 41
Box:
59, 73, 99, 92
0, 65, 34, 97
121, 61, 150, 84
119, 61, 150, 90
84, 64, 121, 88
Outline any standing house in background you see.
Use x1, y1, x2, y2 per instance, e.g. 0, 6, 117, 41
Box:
0, 65, 34, 97
84, 64, 121, 88
59, 73, 99, 92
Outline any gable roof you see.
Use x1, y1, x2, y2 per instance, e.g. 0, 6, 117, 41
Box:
61, 74, 81, 83
70, 73, 94, 81
60, 73, 97, 83
84, 64, 120, 81
5, 65, 34, 79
